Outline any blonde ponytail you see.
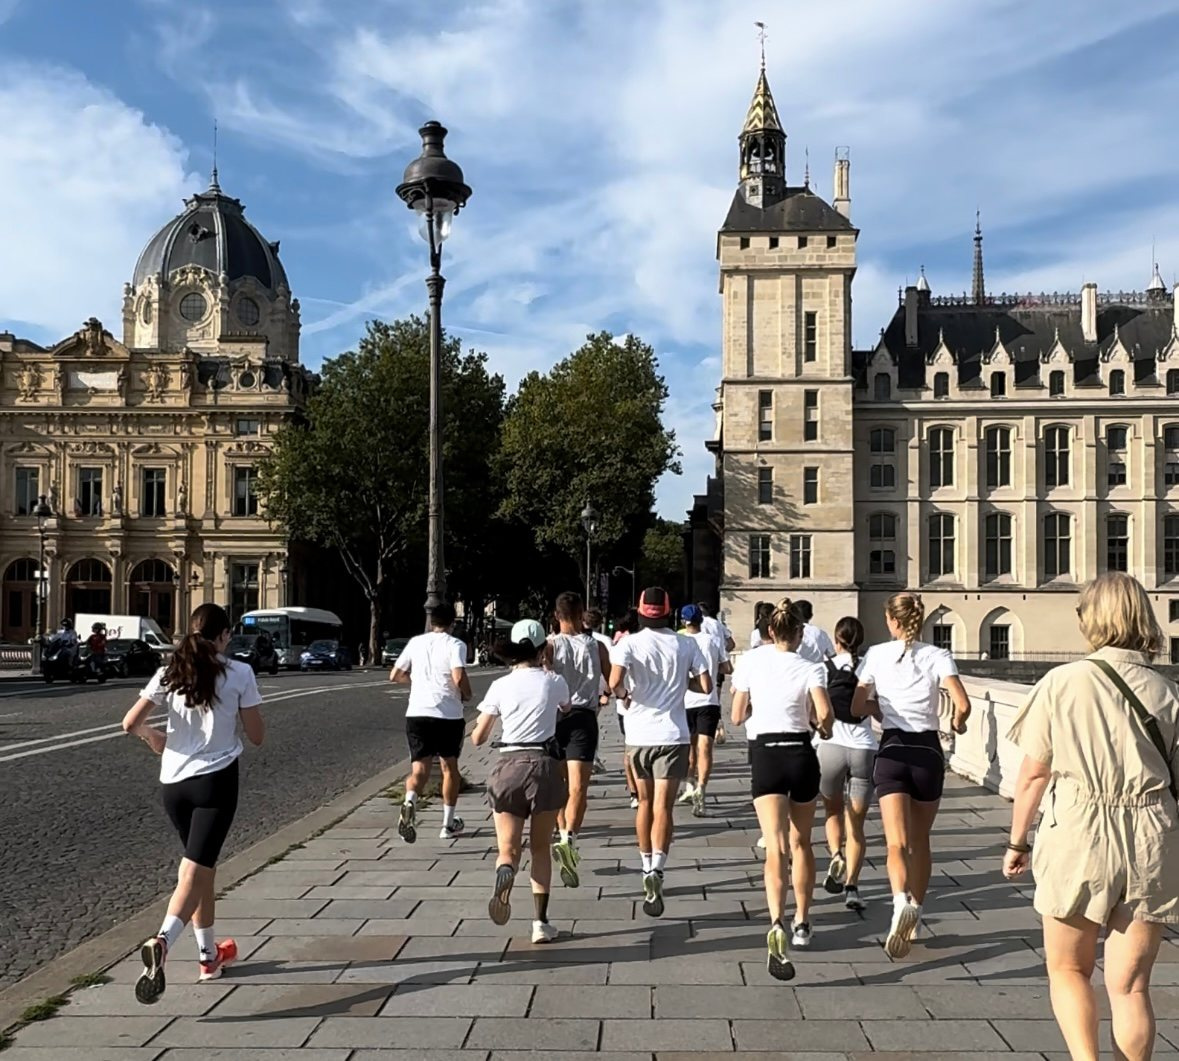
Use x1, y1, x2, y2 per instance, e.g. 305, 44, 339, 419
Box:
768, 597, 805, 645
885, 592, 925, 659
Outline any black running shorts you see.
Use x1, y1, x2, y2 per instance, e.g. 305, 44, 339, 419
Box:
162, 759, 240, 869
873, 729, 945, 802
687, 705, 721, 740
556, 708, 599, 763
750, 732, 820, 802
406, 716, 466, 762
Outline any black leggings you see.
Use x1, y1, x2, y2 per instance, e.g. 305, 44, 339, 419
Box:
162, 759, 240, 868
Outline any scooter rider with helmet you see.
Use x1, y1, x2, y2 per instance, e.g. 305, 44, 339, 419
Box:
85, 621, 108, 677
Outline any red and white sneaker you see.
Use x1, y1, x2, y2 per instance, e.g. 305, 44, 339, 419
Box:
198, 938, 238, 982
135, 935, 168, 1005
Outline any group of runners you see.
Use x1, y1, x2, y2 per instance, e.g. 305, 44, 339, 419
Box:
126, 586, 971, 1005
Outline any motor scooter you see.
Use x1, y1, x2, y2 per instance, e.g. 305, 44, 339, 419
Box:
41, 639, 106, 684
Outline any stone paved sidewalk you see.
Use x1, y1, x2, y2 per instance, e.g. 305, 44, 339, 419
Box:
7, 721, 1179, 1059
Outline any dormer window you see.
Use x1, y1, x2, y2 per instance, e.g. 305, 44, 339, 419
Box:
990, 373, 1006, 398
933, 372, 949, 399
874, 374, 892, 402
1109, 369, 1125, 396
1049, 370, 1065, 397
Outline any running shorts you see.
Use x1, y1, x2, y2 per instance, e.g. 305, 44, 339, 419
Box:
687, 705, 721, 740
162, 759, 239, 869
406, 716, 466, 762
873, 729, 945, 802
556, 708, 599, 763
750, 732, 820, 802
626, 743, 690, 781
817, 742, 875, 804
486, 751, 566, 818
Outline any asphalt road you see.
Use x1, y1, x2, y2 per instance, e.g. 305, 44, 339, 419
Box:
0, 665, 498, 988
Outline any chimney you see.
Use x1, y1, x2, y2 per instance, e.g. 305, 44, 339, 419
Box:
833, 147, 850, 219
1081, 282, 1098, 343
904, 285, 919, 347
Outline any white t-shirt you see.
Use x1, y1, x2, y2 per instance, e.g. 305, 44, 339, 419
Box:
142, 658, 262, 784
685, 630, 726, 710
478, 667, 570, 745
701, 616, 731, 653
750, 628, 764, 649
856, 640, 958, 733
732, 646, 825, 739
394, 632, 468, 719
550, 631, 601, 711
820, 651, 879, 751
590, 630, 613, 695
798, 622, 836, 664
610, 628, 707, 746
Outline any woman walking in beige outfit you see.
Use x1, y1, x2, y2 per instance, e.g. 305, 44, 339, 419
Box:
1005, 573, 1179, 1061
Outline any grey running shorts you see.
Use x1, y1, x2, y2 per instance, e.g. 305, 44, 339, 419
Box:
817, 742, 876, 804
486, 751, 566, 819
626, 743, 690, 782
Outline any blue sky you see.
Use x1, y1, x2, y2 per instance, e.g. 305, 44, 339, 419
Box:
2, 0, 1179, 517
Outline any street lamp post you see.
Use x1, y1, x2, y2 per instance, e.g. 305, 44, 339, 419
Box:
580, 501, 600, 608
32, 494, 52, 673
279, 561, 289, 608
613, 563, 637, 607
396, 121, 472, 628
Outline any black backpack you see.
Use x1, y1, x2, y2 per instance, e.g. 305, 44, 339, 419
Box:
824, 657, 860, 726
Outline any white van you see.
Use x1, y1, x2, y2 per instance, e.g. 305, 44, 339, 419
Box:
75, 614, 173, 654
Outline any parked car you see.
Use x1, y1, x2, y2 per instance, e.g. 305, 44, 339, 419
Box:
100, 638, 162, 679
300, 639, 352, 671
381, 637, 409, 667
227, 633, 280, 675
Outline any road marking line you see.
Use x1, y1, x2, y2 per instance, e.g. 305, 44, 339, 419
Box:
0, 715, 168, 752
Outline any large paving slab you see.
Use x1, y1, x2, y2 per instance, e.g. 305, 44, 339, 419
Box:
8, 717, 1177, 1055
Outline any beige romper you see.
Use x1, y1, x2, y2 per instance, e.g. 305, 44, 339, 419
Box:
1007, 646, 1179, 924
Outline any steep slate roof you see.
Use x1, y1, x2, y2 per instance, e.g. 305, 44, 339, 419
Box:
721, 186, 854, 234
856, 298, 1176, 390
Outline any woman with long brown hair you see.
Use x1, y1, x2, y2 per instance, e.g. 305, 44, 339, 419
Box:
122, 603, 265, 1004
1005, 573, 1179, 1060
851, 591, 969, 959
731, 598, 834, 981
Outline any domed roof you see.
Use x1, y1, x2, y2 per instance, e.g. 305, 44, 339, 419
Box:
132, 175, 288, 293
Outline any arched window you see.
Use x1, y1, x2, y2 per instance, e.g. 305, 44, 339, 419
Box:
4, 558, 37, 582
929, 427, 954, 488
129, 559, 175, 585
67, 558, 111, 584
984, 512, 1013, 578
928, 513, 955, 578
1044, 426, 1070, 487
868, 513, 897, 576
985, 426, 1012, 489
874, 374, 892, 402
1043, 513, 1071, 578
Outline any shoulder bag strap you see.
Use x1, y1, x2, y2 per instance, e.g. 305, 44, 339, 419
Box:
1090, 659, 1178, 801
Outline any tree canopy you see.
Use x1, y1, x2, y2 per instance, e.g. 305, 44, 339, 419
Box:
496, 331, 680, 579
257, 316, 504, 648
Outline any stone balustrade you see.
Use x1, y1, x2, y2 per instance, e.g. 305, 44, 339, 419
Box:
944, 675, 1033, 799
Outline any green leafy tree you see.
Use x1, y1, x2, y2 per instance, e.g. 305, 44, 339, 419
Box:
257, 316, 505, 656
639, 518, 686, 599
497, 332, 680, 590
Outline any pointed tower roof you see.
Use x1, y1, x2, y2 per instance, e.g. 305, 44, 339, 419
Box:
1148, 261, 1166, 292
916, 265, 930, 292
971, 210, 986, 304
742, 67, 783, 136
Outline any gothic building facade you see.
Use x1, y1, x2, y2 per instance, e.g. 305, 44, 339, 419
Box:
0, 174, 315, 642
697, 60, 1179, 661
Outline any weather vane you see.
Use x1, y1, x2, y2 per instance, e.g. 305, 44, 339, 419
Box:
755, 21, 767, 69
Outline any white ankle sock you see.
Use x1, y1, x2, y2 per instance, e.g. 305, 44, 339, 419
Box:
640, 851, 653, 873
652, 850, 667, 873
442, 804, 456, 828
893, 892, 911, 912
194, 924, 215, 962
157, 914, 185, 950
404, 790, 417, 805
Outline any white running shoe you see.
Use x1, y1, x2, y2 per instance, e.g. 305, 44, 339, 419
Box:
791, 922, 813, 949
885, 900, 920, 959
691, 787, 707, 817
531, 920, 559, 944
439, 817, 465, 840
677, 782, 696, 804
629, 795, 640, 810
756, 836, 767, 850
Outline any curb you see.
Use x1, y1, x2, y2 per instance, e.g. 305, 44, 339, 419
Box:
0, 748, 417, 1033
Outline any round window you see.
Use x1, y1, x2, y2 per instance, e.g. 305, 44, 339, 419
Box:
239, 371, 256, 389
237, 297, 260, 327
179, 292, 207, 322
141, 300, 153, 324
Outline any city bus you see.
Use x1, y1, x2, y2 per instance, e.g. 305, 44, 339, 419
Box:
237, 607, 344, 670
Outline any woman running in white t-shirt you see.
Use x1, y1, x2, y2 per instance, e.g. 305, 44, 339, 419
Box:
122, 603, 265, 1004
731, 598, 834, 981
851, 592, 970, 959
816, 616, 877, 913
472, 620, 571, 944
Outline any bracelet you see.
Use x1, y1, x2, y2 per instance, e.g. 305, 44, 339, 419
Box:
1006, 841, 1031, 854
